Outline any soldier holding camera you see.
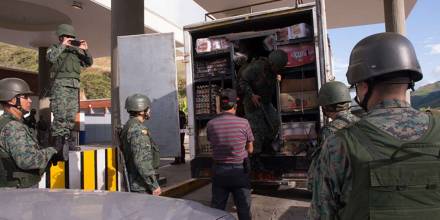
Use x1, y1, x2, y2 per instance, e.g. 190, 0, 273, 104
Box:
46, 24, 93, 159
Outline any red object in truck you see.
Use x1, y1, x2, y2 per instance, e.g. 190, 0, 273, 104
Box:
278, 43, 315, 67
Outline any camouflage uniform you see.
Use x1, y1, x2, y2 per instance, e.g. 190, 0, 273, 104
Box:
0, 111, 57, 188
46, 43, 93, 137
307, 99, 432, 219
239, 58, 280, 153
121, 117, 160, 193
307, 110, 359, 190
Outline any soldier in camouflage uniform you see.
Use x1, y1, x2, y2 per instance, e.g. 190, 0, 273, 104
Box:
0, 78, 60, 188
239, 50, 287, 155
307, 81, 359, 197
47, 24, 93, 153
120, 94, 161, 195
308, 33, 440, 220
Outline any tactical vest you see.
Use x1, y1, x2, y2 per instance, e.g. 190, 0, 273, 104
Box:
0, 116, 42, 188
337, 111, 440, 220
50, 46, 82, 79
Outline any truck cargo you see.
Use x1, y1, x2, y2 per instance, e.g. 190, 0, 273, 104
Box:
184, 2, 332, 188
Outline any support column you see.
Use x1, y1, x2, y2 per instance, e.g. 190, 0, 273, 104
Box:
111, 0, 144, 145
38, 47, 51, 147
384, 0, 406, 35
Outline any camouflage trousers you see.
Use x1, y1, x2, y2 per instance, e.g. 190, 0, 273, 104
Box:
244, 102, 280, 154
50, 78, 79, 137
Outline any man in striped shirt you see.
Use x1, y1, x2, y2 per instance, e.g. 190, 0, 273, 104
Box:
207, 88, 254, 220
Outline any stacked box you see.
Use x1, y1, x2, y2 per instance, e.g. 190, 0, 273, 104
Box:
282, 121, 317, 140
197, 127, 212, 154
195, 84, 220, 115
280, 91, 318, 111
278, 43, 315, 67
195, 58, 229, 79
196, 37, 230, 53
277, 23, 312, 41
280, 77, 317, 93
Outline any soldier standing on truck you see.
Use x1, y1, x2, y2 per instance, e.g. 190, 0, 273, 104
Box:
309, 32, 440, 219
120, 94, 161, 195
46, 24, 93, 156
0, 78, 60, 188
239, 50, 287, 167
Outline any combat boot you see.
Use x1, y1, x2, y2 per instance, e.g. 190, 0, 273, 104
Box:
67, 133, 80, 151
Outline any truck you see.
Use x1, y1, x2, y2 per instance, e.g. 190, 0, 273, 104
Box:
183, 2, 333, 188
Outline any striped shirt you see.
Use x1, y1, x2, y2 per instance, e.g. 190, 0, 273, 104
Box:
206, 112, 254, 164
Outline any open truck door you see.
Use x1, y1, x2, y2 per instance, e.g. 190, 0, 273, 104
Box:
117, 33, 181, 157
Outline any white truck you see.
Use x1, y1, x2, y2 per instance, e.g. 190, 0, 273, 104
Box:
183, 2, 333, 188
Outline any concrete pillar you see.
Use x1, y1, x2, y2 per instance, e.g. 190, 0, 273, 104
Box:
38, 47, 51, 146
383, 0, 406, 35
111, 0, 144, 145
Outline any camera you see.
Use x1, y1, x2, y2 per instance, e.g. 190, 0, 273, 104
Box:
69, 40, 82, 47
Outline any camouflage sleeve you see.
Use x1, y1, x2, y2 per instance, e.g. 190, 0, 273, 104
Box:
307, 135, 352, 220
2, 121, 57, 170
78, 49, 93, 67
318, 126, 334, 147
46, 44, 66, 64
238, 65, 256, 98
127, 128, 159, 191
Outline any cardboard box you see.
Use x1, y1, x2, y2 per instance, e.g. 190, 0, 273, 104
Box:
282, 121, 317, 140
281, 77, 317, 93
277, 23, 312, 41
278, 43, 315, 67
280, 91, 318, 111
195, 37, 230, 54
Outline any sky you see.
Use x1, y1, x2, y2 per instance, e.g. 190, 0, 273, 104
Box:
329, 0, 440, 88
147, 0, 439, 88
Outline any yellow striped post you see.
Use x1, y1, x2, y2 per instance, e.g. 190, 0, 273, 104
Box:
50, 162, 66, 189
82, 150, 96, 190
106, 148, 118, 191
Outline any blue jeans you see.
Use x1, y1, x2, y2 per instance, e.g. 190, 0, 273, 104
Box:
211, 163, 251, 220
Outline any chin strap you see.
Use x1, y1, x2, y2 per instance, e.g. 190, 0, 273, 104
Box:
359, 81, 374, 112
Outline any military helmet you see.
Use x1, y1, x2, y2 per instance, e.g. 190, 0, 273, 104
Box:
56, 24, 76, 37
318, 81, 351, 107
0, 78, 33, 101
346, 32, 422, 84
125, 94, 151, 112
268, 49, 288, 69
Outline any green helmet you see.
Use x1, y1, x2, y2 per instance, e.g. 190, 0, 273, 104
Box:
346, 32, 422, 85
268, 50, 288, 69
0, 78, 33, 101
318, 81, 351, 106
125, 94, 151, 112
56, 24, 76, 37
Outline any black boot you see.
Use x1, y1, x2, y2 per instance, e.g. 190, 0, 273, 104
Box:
67, 133, 80, 151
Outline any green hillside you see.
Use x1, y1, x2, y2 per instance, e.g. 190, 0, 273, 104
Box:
411, 81, 440, 110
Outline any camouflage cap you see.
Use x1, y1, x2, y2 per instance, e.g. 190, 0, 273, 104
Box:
268, 50, 288, 69
125, 94, 151, 112
318, 81, 351, 107
0, 78, 33, 101
56, 24, 76, 37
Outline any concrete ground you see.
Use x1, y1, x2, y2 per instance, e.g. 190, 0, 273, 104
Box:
156, 135, 312, 220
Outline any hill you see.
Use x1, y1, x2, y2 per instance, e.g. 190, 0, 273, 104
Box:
411, 81, 440, 109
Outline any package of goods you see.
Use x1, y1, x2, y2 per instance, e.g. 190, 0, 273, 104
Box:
263, 35, 276, 51
279, 43, 315, 67
282, 121, 317, 140
280, 77, 317, 93
282, 141, 306, 155
195, 84, 220, 115
198, 127, 212, 154
277, 23, 312, 41
195, 37, 230, 54
280, 91, 318, 111
195, 58, 229, 78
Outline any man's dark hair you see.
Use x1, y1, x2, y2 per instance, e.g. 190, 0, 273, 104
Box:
220, 89, 238, 111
